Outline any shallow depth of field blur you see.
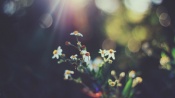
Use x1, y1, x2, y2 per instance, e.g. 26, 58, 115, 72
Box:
1, 0, 175, 98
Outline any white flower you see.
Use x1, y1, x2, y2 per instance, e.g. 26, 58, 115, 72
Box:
52, 46, 63, 59
88, 57, 103, 72
106, 49, 116, 60
84, 52, 91, 64
70, 31, 83, 37
80, 50, 87, 55
70, 54, 78, 60
81, 50, 91, 64
99, 49, 107, 58
64, 70, 74, 80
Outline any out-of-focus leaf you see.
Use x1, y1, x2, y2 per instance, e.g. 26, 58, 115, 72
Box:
95, 67, 102, 78
91, 69, 96, 75
150, 13, 159, 25
122, 78, 133, 98
128, 89, 134, 98
161, 52, 167, 57
171, 48, 175, 59
57, 59, 64, 64
74, 77, 82, 83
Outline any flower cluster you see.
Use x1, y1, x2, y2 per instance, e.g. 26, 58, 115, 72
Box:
52, 31, 142, 98
99, 49, 116, 63
107, 70, 142, 98
108, 70, 125, 87
159, 52, 171, 70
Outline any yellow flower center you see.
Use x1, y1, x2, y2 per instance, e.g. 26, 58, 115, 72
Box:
53, 50, 57, 54
72, 55, 76, 59
66, 71, 71, 74
74, 31, 78, 35
109, 49, 113, 53
110, 82, 115, 86
101, 50, 105, 54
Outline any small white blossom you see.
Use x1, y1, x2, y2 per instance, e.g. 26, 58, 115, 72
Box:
88, 57, 103, 72
106, 49, 116, 60
70, 31, 83, 37
64, 70, 74, 80
81, 50, 91, 64
99, 49, 107, 58
80, 50, 87, 55
52, 46, 63, 59
83, 52, 91, 65
70, 54, 78, 60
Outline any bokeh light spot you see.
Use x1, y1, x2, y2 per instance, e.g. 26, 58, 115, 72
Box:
159, 13, 171, 27
125, 10, 146, 23
105, 17, 131, 45
127, 39, 141, 53
124, 0, 151, 14
102, 39, 116, 50
156, 6, 167, 17
95, 0, 119, 14
132, 26, 148, 41
69, 0, 89, 9
3, 1, 16, 15
40, 13, 53, 28
20, 0, 34, 7
151, 0, 163, 5
142, 42, 153, 56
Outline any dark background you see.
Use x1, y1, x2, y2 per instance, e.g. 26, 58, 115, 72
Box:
0, 0, 175, 98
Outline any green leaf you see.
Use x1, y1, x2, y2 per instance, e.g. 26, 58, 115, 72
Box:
161, 52, 167, 57
128, 89, 134, 98
95, 67, 102, 78
57, 59, 64, 64
122, 78, 133, 98
172, 48, 175, 59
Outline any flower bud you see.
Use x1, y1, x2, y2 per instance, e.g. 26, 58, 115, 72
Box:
65, 41, 71, 46
135, 77, 142, 83
85, 52, 90, 56
108, 60, 113, 64
132, 77, 142, 87
119, 72, 125, 78
111, 70, 116, 76
81, 45, 86, 50
129, 70, 136, 78
117, 83, 122, 87
77, 41, 81, 46
61, 54, 66, 57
